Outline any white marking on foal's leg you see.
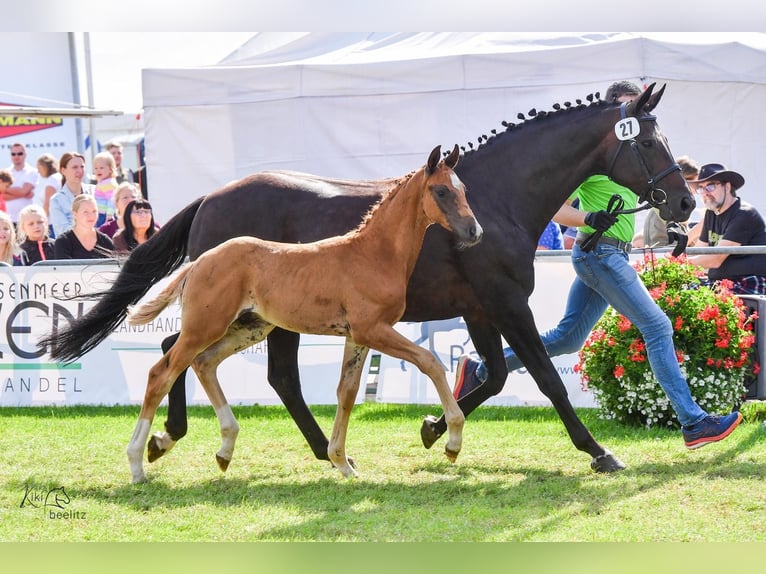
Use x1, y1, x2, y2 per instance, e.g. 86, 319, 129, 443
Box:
149, 431, 177, 457
214, 404, 239, 471
127, 418, 152, 483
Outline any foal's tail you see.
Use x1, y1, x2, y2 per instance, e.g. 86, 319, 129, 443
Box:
38, 196, 206, 363
127, 263, 193, 325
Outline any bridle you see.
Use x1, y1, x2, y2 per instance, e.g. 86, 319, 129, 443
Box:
606, 101, 682, 215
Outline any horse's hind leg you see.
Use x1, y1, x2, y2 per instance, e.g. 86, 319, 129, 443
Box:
191, 315, 275, 472
127, 339, 201, 483
327, 339, 369, 478
147, 332, 186, 463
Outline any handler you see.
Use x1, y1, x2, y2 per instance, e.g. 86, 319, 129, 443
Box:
453, 80, 743, 450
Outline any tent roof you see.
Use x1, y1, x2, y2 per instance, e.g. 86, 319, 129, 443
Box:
143, 33, 766, 109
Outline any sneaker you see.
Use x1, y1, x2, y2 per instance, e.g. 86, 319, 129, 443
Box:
682, 411, 743, 450
453, 354, 481, 400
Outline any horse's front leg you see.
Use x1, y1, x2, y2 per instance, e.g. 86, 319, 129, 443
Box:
361, 325, 464, 463
191, 317, 275, 472
328, 339, 369, 478
421, 316, 506, 448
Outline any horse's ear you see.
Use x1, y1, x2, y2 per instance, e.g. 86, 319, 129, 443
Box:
444, 144, 460, 169
628, 82, 664, 116
427, 145, 442, 174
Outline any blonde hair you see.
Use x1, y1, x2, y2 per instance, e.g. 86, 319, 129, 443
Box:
72, 193, 98, 213
17, 204, 50, 242
0, 211, 19, 264
93, 151, 116, 176
113, 182, 142, 216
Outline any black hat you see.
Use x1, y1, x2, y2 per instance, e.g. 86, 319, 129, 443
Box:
689, 163, 745, 191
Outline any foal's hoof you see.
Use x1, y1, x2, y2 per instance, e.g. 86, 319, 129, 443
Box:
590, 450, 627, 473
147, 436, 166, 463
216, 454, 231, 472
420, 415, 443, 449
444, 446, 460, 463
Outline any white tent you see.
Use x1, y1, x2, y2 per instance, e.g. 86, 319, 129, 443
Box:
142, 32, 766, 223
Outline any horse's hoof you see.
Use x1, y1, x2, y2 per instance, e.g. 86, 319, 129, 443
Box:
147, 436, 166, 463
420, 415, 443, 449
131, 473, 147, 484
444, 446, 460, 463
590, 450, 627, 473
216, 454, 231, 472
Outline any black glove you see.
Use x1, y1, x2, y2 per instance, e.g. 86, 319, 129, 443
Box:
666, 221, 689, 257
584, 210, 618, 232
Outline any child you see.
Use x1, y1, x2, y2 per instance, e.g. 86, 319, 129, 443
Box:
92, 151, 118, 227
0, 210, 22, 265
17, 204, 55, 264
0, 169, 10, 213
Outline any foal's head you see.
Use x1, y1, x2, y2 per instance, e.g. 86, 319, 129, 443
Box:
422, 144, 483, 248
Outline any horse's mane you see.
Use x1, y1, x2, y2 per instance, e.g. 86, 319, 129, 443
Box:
453, 91, 609, 159
352, 170, 417, 233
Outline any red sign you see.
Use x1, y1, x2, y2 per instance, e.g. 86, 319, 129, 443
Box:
0, 103, 63, 139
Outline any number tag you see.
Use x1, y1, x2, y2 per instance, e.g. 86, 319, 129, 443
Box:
615, 117, 640, 141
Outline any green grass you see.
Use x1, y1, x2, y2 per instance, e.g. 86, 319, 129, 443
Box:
1, 403, 764, 541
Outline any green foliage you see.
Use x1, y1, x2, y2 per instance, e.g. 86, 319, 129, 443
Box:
576, 255, 760, 427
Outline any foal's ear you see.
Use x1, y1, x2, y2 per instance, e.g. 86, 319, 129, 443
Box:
444, 144, 460, 169
427, 145, 442, 174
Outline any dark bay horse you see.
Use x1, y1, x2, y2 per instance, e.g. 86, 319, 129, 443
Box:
41, 84, 695, 474
122, 145, 480, 482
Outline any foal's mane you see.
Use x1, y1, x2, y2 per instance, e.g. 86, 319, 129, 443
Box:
352, 170, 417, 234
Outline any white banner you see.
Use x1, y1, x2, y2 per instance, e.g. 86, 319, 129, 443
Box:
0, 257, 598, 408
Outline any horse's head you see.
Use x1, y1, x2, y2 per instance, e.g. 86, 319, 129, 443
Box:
604, 83, 696, 224
423, 144, 483, 248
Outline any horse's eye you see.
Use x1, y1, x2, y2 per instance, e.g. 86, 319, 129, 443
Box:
641, 140, 652, 148
437, 189, 446, 197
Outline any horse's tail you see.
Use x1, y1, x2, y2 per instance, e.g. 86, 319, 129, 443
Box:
38, 196, 206, 363
127, 263, 193, 325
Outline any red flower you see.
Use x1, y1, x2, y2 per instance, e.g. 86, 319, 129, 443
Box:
613, 365, 625, 378
617, 316, 632, 333
698, 305, 720, 321
674, 316, 684, 330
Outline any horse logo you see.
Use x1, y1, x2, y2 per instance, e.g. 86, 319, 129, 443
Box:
400, 318, 470, 371
44, 486, 71, 510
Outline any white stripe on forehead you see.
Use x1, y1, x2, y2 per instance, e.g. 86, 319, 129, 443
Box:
450, 172, 463, 189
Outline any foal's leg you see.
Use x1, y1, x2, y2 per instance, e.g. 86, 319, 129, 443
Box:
191, 317, 275, 472
359, 324, 464, 462
327, 339, 369, 478
126, 338, 202, 483
147, 332, 186, 463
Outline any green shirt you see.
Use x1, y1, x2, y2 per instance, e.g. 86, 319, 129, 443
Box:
570, 175, 636, 242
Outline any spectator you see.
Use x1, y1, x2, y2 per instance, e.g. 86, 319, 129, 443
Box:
112, 199, 159, 253
453, 80, 743, 450
0, 210, 23, 265
103, 141, 134, 184
92, 151, 118, 227
687, 163, 766, 295
0, 168, 11, 213
49, 152, 95, 237
4, 143, 37, 225
53, 194, 114, 260
34, 153, 62, 222
537, 220, 564, 250
17, 204, 55, 264
98, 182, 141, 238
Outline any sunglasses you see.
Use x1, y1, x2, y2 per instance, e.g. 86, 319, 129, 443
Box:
10, 152, 24, 156
695, 182, 723, 194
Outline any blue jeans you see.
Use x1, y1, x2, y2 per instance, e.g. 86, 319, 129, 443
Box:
476, 242, 707, 427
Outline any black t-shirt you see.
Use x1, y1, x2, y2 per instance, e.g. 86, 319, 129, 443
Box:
700, 197, 766, 280
53, 229, 115, 260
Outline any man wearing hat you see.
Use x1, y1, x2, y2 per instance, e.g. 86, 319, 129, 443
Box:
688, 163, 766, 295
